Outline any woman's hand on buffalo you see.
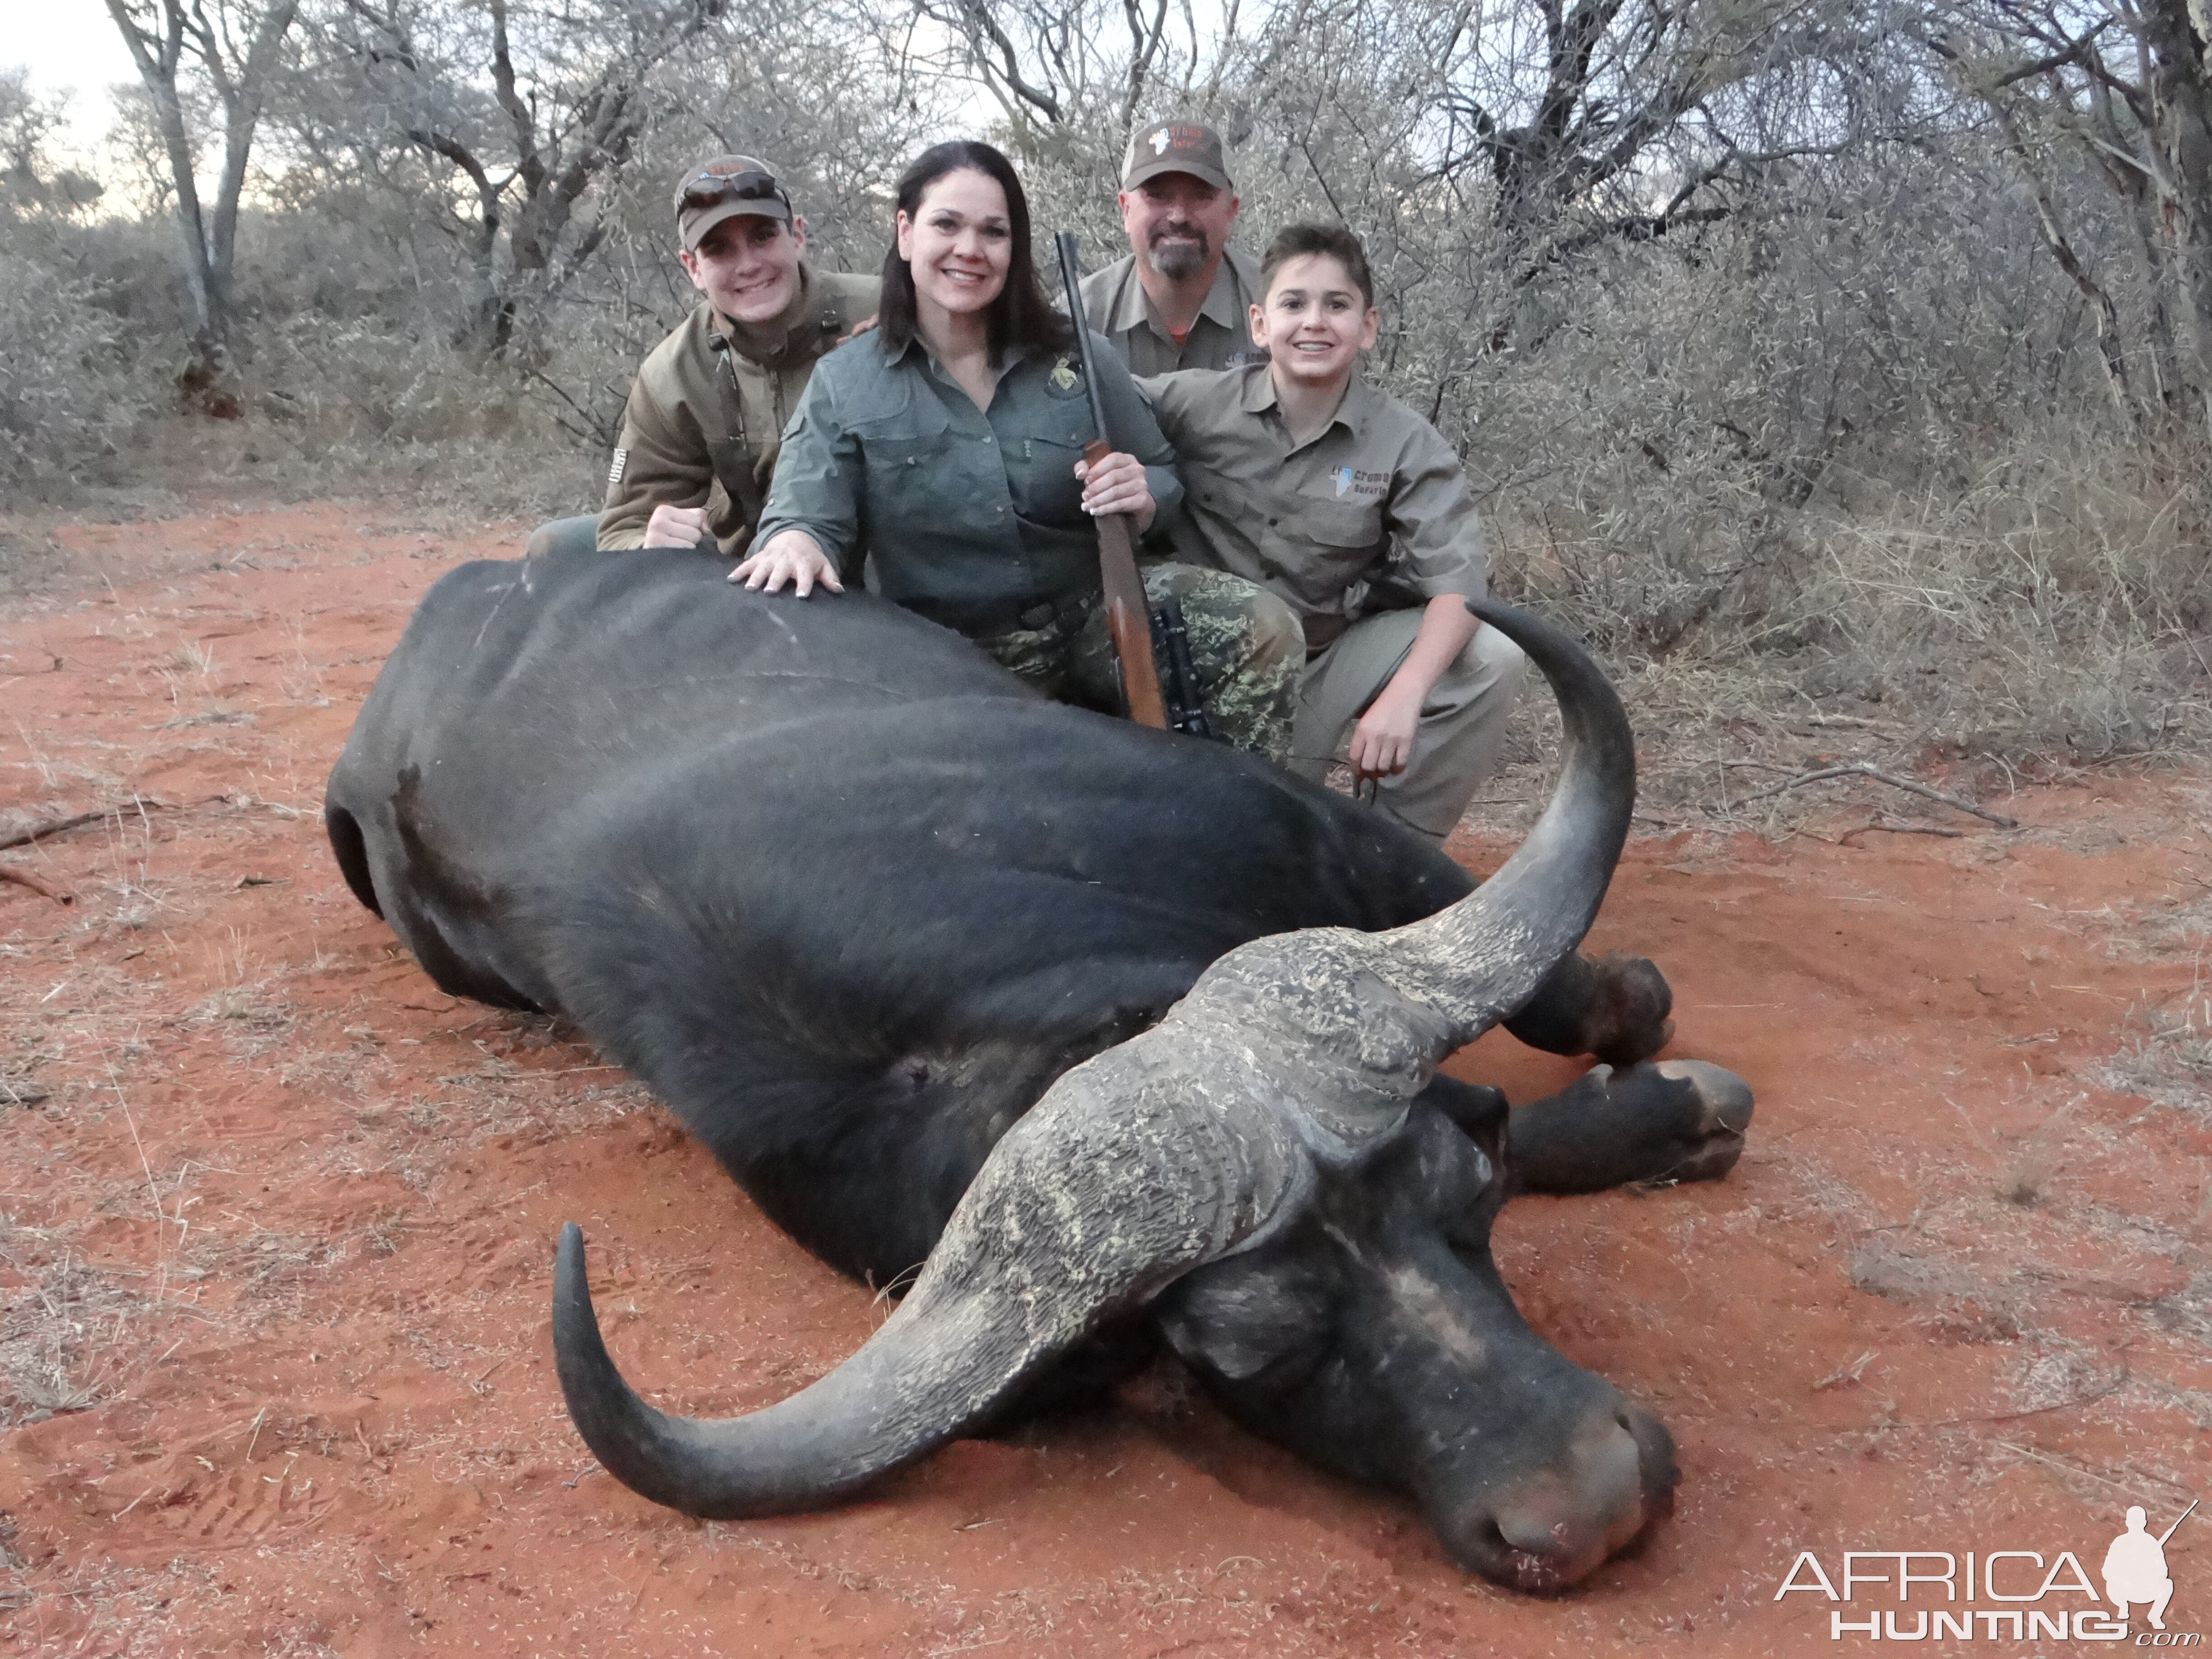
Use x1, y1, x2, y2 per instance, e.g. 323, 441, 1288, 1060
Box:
1073, 450, 1156, 532
730, 530, 844, 596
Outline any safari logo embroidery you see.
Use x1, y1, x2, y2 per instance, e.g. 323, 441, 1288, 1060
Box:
1151, 128, 1173, 155
1333, 466, 1355, 497
1050, 358, 1079, 392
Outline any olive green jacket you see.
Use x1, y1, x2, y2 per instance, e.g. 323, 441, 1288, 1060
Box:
597, 265, 881, 556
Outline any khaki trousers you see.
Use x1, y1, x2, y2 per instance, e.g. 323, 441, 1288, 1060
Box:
1289, 609, 1529, 842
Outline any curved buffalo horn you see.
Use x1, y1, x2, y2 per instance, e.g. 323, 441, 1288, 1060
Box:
553, 597, 1628, 1515
1372, 596, 1636, 1045
554, 1068, 1300, 1518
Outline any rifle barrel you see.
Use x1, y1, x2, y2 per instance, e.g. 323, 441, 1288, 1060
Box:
1053, 232, 1113, 444
2156, 1500, 2198, 1546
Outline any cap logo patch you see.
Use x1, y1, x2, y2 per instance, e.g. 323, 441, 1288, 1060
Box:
1151, 128, 1172, 154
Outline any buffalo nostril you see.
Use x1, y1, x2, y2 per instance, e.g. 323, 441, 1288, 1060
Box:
1491, 1419, 1648, 1570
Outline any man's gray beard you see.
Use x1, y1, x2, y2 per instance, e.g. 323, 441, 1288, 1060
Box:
1147, 233, 1210, 281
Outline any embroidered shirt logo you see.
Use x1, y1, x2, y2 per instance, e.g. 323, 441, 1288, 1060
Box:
1332, 466, 1355, 497
1050, 358, 1079, 392
607, 448, 628, 488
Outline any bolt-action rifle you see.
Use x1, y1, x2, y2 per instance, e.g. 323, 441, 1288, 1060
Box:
1052, 233, 1212, 739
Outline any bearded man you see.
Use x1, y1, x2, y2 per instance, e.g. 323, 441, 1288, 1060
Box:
1079, 121, 1265, 375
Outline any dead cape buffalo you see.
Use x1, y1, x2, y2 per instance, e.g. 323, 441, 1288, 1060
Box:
324, 548, 1753, 1593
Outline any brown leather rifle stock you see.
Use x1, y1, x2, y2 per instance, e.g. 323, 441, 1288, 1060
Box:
1054, 232, 1167, 730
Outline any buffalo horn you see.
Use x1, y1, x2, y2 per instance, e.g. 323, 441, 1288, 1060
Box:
1374, 597, 1638, 1045
554, 1063, 1296, 1518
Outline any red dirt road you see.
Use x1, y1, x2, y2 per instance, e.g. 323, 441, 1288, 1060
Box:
1, 506, 2207, 1656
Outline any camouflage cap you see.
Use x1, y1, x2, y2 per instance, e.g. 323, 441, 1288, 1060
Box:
675, 154, 792, 252
1122, 122, 1232, 192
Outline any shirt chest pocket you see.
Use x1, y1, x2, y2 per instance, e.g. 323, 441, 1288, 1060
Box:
850, 403, 956, 525
1296, 496, 1386, 556
1015, 410, 1095, 524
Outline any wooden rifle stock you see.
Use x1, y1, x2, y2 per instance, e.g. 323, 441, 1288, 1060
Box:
1054, 230, 1166, 730
1086, 438, 1167, 729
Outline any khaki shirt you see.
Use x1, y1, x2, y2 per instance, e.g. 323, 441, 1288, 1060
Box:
1080, 244, 1266, 376
597, 265, 880, 556
1139, 365, 1486, 651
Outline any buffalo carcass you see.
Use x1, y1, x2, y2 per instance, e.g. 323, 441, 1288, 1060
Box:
324, 548, 1752, 1593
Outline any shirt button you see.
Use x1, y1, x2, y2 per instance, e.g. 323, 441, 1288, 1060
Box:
982, 435, 994, 445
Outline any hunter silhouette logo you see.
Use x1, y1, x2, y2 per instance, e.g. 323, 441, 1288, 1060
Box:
2107, 1502, 2196, 1631
1773, 1496, 2201, 1641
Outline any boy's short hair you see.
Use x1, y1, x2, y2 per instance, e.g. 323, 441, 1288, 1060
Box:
1260, 223, 1375, 306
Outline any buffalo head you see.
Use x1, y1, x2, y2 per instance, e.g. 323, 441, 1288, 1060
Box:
553, 597, 1696, 1590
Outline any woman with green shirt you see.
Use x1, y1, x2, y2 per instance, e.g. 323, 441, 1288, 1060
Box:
737, 140, 1298, 755
1139, 224, 1528, 843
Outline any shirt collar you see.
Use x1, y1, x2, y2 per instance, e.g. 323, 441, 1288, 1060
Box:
881, 329, 1037, 377
1112, 243, 1254, 338
1242, 366, 1377, 445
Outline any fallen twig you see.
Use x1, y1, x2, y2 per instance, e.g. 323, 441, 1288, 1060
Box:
0, 864, 73, 902
1736, 764, 2018, 827
1838, 820, 1966, 846
0, 797, 181, 852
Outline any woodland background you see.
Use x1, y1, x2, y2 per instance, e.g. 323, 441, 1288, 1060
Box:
4, 0, 2209, 759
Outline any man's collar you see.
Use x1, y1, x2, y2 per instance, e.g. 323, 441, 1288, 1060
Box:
1199, 243, 1262, 328
1114, 243, 1251, 337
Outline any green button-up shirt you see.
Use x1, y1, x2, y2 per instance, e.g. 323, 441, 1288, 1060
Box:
755, 330, 1182, 619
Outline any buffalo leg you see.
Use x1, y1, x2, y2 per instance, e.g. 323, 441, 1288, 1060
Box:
1507, 1061, 1752, 1195
1504, 952, 1674, 1066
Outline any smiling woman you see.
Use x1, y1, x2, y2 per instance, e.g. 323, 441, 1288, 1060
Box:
732, 140, 1307, 758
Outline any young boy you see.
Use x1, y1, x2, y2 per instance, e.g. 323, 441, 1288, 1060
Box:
1138, 223, 1527, 844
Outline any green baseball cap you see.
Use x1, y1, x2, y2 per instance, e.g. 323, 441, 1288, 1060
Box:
675, 154, 792, 251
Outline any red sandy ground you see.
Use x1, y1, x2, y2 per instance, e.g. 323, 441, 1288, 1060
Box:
0, 505, 2206, 1658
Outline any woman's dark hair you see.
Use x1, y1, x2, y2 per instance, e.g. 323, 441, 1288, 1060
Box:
1260, 223, 1376, 306
878, 140, 1073, 365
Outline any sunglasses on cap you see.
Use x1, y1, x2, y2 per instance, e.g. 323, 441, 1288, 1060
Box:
677, 168, 790, 216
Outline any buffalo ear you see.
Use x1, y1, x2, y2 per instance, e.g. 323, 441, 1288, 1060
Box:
1421, 1075, 1508, 1153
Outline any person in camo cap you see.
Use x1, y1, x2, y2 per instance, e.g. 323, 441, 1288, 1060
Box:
523, 154, 880, 560
1079, 120, 1266, 376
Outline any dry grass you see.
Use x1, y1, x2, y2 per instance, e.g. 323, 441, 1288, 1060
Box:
0, 1219, 155, 1428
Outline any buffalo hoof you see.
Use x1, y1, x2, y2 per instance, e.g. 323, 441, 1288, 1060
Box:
1506, 1059, 1753, 1196
1504, 952, 1674, 1067
1584, 955, 1676, 1067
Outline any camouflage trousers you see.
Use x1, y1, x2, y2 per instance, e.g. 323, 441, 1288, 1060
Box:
976, 562, 1303, 762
